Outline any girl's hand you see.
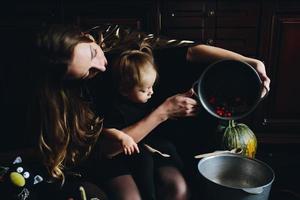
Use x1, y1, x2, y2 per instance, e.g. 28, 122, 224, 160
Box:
120, 134, 140, 155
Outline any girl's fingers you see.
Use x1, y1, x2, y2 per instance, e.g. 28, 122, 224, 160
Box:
135, 144, 140, 153
124, 148, 128, 155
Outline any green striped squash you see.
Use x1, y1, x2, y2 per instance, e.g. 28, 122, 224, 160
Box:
222, 120, 257, 158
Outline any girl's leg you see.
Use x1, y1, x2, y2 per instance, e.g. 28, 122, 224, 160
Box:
129, 146, 156, 200
104, 174, 141, 200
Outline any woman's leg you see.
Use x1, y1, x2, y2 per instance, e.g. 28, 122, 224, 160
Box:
147, 137, 189, 200
104, 174, 142, 200
156, 166, 190, 200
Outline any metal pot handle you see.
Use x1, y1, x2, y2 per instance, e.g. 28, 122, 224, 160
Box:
192, 81, 199, 98
242, 187, 264, 194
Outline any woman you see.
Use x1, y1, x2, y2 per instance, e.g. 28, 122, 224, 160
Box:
29, 24, 270, 200
29, 24, 108, 200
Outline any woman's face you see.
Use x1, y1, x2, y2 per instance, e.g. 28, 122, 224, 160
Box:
67, 42, 108, 79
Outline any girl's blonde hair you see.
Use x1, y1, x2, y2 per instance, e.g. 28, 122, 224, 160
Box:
112, 43, 158, 95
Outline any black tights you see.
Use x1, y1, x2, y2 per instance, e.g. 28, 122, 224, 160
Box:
104, 166, 189, 200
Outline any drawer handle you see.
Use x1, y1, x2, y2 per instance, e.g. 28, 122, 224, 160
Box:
206, 38, 214, 45
208, 10, 215, 17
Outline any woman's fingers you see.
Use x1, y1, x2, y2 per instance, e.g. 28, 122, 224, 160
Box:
177, 95, 199, 115
165, 95, 199, 118
261, 76, 271, 98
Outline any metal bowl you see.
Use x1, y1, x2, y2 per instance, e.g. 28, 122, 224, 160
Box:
198, 154, 275, 200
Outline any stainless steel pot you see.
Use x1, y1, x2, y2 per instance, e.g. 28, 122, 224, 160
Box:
197, 154, 275, 200
192, 59, 268, 120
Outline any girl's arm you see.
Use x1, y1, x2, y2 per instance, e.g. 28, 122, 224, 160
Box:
101, 128, 139, 157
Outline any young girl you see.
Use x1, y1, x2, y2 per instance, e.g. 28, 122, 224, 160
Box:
102, 44, 186, 200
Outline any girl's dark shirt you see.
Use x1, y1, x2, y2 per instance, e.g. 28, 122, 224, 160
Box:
103, 95, 153, 141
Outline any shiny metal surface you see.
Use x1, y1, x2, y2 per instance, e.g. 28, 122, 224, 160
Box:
198, 154, 275, 200
198, 154, 274, 189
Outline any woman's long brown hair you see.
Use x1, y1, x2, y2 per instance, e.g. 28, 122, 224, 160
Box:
33, 25, 102, 182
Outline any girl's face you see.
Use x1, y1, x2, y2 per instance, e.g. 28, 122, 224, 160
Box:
67, 42, 108, 79
126, 67, 157, 103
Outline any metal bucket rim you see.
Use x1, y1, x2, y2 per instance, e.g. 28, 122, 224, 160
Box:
197, 153, 275, 190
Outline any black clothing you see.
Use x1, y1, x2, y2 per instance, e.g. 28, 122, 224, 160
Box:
102, 95, 183, 200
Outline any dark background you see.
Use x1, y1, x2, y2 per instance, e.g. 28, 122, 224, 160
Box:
1, 0, 300, 199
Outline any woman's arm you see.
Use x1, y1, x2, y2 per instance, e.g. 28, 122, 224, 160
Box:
186, 44, 271, 94
101, 90, 197, 157
123, 90, 197, 142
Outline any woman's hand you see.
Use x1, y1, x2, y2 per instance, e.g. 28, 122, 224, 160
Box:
119, 134, 140, 155
160, 89, 199, 119
249, 60, 271, 97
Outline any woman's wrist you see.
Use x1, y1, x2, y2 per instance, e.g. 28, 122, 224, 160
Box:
153, 103, 170, 123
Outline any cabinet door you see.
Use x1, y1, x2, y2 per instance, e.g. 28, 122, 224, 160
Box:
260, 14, 300, 136
160, 0, 260, 56
160, 0, 215, 42
213, 0, 260, 56
256, 0, 300, 143
63, 1, 158, 33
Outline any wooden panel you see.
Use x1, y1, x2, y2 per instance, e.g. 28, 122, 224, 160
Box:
160, 0, 216, 42
260, 14, 300, 133
216, 0, 259, 27
63, 1, 158, 33
213, 28, 257, 56
161, 1, 207, 28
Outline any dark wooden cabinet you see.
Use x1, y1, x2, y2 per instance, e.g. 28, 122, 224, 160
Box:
256, 1, 300, 144
160, 0, 260, 56
214, 0, 260, 56
160, 0, 215, 43
63, 0, 159, 33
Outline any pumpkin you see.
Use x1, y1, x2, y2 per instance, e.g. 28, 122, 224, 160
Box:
222, 120, 257, 158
